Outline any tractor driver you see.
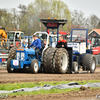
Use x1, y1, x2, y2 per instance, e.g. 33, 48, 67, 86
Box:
30, 35, 41, 59
74, 33, 81, 42
56, 36, 67, 48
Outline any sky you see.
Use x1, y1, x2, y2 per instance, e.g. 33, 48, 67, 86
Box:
0, 0, 100, 18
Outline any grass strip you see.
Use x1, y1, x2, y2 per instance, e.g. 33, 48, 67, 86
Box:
0, 80, 100, 91
1, 87, 100, 96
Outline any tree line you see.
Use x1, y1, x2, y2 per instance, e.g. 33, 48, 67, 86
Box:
0, 0, 100, 35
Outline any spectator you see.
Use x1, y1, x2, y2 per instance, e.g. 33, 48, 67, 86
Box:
9, 43, 14, 50
44, 41, 47, 47
22, 41, 27, 48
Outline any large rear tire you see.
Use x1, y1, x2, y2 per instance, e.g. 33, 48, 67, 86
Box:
82, 54, 96, 73
31, 59, 39, 74
44, 48, 57, 73
7, 47, 17, 73
55, 48, 69, 74
43, 47, 51, 72
8, 47, 16, 59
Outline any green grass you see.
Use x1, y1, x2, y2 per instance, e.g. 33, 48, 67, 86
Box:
2, 87, 100, 97
0, 80, 100, 96
0, 80, 100, 91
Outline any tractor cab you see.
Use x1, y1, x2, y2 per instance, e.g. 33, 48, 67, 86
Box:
7, 31, 24, 41
88, 30, 100, 65
67, 29, 88, 54
88, 29, 100, 55
91, 37, 100, 48
7, 31, 24, 47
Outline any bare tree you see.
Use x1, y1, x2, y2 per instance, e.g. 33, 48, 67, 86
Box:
71, 10, 85, 28
96, 20, 100, 29
89, 14, 99, 30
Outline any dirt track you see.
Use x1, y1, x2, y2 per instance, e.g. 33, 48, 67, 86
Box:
0, 67, 100, 84
4, 89, 100, 100
2, 88, 100, 100
0, 67, 100, 100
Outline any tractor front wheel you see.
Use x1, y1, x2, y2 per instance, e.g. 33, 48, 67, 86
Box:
31, 59, 39, 74
7, 58, 14, 73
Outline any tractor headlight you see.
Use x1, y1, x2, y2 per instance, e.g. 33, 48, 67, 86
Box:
17, 52, 20, 60
21, 52, 25, 60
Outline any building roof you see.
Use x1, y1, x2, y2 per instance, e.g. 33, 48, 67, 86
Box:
88, 29, 100, 35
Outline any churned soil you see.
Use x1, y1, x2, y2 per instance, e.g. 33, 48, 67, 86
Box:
0, 67, 100, 100
3, 88, 100, 100
0, 67, 100, 84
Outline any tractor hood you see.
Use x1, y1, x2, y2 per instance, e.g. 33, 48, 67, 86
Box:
16, 48, 35, 61
16, 48, 35, 54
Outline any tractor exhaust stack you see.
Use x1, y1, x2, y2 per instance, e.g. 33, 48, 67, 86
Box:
28, 36, 30, 49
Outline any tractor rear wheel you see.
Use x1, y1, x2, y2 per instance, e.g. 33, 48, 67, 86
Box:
82, 54, 96, 73
55, 48, 69, 74
43, 47, 51, 72
31, 59, 39, 74
7, 58, 14, 73
73, 62, 78, 73
8, 47, 16, 59
44, 48, 57, 73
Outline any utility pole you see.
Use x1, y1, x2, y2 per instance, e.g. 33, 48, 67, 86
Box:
28, 13, 31, 49
39, 0, 42, 31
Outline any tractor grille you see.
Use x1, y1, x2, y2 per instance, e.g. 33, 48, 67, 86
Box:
21, 52, 25, 60
17, 52, 20, 60
16, 52, 25, 60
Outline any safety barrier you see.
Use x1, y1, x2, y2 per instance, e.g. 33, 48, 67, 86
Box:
0, 54, 8, 67
0, 39, 23, 49
0, 54, 8, 58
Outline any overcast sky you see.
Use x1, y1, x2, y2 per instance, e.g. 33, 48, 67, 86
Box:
0, 0, 100, 18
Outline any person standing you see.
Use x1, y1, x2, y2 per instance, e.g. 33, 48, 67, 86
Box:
56, 36, 67, 48
9, 43, 14, 50
22, 41, 28, 48
30, 35, 41, 59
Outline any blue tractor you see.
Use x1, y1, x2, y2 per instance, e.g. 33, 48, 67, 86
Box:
7, 19, 96, 74
67, 28, 96, 73
7, 19, 68, 73
7, 31, 50, 73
